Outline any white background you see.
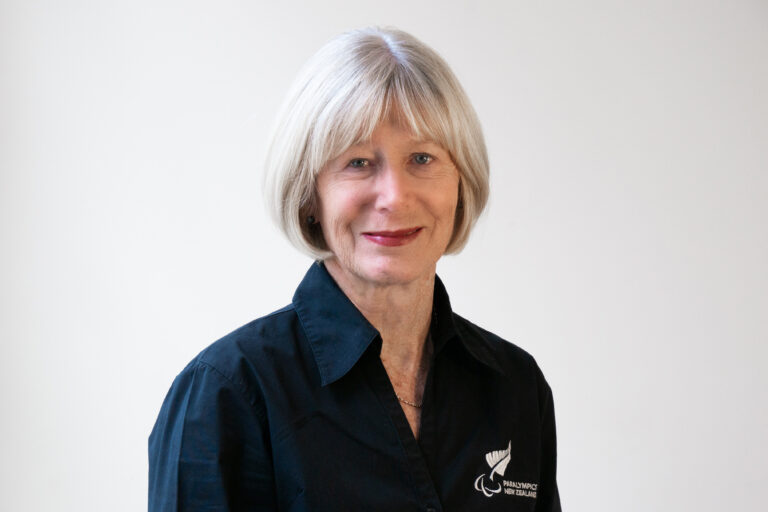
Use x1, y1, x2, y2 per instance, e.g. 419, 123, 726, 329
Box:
2, 1, 766, 510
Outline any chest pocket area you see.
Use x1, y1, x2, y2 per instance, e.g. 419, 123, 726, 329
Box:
271, 411, 415, 511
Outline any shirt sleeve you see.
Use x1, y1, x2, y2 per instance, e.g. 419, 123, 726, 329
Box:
148, 361, 277, 511
535, 365, 562, 512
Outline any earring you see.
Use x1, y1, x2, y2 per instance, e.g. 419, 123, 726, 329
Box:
307, 215, 317, 225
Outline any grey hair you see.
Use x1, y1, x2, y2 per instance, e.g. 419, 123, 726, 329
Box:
263, 27, 489, 259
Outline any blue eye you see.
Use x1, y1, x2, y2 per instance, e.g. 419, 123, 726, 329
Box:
348, 158, 369, 168
413, 153, 432, 165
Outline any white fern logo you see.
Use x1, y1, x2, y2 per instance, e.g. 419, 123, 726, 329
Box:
473, 441, 512, 497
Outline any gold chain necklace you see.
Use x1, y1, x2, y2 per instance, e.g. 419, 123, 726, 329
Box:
383, 333, 432, 410
395, 393, 423, 408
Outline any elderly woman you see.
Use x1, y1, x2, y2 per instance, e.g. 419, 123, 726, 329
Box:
149, 27, 560, 511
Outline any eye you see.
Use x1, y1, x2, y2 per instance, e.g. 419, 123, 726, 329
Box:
348, 158, 370, 169
413, 153, 433, 165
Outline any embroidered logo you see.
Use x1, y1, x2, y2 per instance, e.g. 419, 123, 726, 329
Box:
473, 441, 511, 497
473, 441, 538, 499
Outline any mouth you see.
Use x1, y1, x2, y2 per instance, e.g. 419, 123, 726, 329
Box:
361, 227, 422, 247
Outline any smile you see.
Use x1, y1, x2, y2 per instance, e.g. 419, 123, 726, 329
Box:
361, 227, 422, 247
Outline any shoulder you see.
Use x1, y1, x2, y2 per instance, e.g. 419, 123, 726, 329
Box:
175, 304, 302, 402
452, 312, 535, 366
451, 313, 551, 390
197, 304, 297, 367
451, 313, 556, 422
149, 310, 289, 509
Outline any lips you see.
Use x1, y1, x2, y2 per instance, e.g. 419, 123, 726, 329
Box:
362, 227, 422, 247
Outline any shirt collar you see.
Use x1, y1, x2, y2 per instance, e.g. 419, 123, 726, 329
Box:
292, 261, 503, 386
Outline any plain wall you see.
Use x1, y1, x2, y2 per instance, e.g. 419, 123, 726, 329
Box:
1, 1, 766, 510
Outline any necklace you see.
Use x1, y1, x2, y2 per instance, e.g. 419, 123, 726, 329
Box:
382, 333, 432, 410
395, 393, 423, 408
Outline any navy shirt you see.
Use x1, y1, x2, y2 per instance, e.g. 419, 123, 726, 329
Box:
149, 262, 561, 511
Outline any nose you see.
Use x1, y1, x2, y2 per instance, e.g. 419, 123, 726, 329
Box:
373, 161, 411, 212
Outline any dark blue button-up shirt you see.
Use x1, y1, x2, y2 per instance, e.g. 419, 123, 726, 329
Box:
149, 262, 561, 511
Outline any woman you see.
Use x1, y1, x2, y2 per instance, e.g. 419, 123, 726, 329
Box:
149, 27, 560, 511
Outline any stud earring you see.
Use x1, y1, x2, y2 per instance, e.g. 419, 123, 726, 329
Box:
307, 215, 317, 225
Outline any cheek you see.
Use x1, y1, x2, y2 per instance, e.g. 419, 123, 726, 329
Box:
320, 194, 365, 240
437, 191, 460, 224
435, 198, 460, 244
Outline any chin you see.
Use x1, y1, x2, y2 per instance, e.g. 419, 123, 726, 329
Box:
358, 256, 433, 286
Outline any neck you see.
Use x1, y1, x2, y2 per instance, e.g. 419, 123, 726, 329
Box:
323, 258, 434, 376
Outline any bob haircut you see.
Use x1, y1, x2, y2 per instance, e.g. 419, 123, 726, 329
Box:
264, 27, 489, 260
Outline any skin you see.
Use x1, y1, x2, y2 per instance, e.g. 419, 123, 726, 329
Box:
315, 121, 460, 439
